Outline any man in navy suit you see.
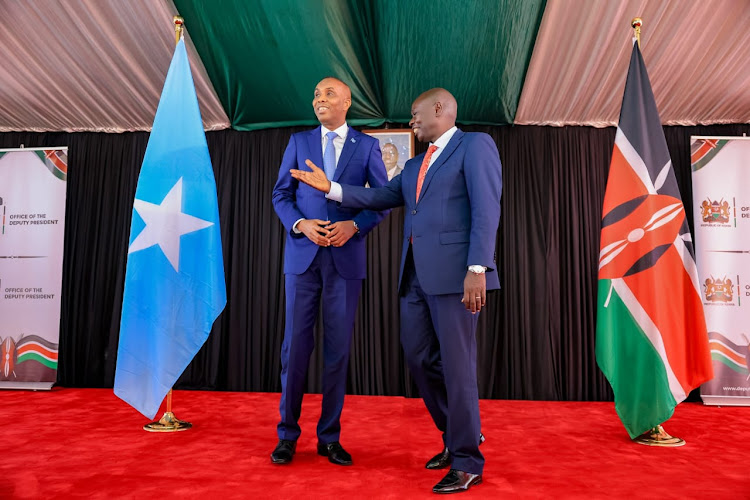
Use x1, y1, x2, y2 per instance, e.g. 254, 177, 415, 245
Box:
270, 77, 388, 466
291, 88, 502, 494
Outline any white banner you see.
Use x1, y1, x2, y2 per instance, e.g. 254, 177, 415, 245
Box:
691, 137, 750, 405
0, 148, 68, 389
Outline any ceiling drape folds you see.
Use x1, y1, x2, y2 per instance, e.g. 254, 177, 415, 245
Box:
515, 0, 750, 127
0, 0, 229, 132
0, 0, 747, 132
174, 0, 546, 130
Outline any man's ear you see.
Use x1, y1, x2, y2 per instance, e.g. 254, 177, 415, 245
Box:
434, 101, 443, 117
344, 98, 352, 111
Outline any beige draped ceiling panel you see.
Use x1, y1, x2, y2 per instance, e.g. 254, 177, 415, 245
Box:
0, 0, 229, 132
515, 0, 750, 127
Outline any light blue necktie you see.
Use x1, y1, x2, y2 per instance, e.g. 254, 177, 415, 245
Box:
323, 131, 338, 179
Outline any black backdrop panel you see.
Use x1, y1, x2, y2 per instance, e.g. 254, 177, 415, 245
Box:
1, 124, 747, 400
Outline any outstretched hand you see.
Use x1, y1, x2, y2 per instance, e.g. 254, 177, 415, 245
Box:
290, 160, 332, 193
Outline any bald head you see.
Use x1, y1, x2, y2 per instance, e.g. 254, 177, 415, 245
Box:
319, 77, 351, 99
417, 88, 457, 120
409, 88, 457, 143
313, 77, 352, 129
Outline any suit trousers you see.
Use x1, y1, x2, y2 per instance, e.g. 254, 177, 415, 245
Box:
399, 246, 484, 474
278, 246, 362, 443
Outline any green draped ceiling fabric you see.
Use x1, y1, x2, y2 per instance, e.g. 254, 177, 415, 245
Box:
174, 0, 546, 130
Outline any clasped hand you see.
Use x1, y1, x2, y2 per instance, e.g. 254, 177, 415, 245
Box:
297, 219, 357, 247
293, 160, 356, 247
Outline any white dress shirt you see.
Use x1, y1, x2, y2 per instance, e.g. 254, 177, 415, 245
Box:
423, 126, 457, 171
321, 122, 349, 166
327, 126, 457, 202
293, 123, 349, 233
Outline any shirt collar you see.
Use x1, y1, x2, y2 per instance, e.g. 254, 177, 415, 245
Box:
430, 126, 457, 150
321, 122, 349, 141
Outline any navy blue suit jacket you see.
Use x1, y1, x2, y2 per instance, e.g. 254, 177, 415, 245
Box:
341, 130, 502, 295
272, 127, 388, 280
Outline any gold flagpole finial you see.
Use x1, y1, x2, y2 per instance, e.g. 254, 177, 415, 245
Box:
173, 16, 184, 46
631, 17, 643, 47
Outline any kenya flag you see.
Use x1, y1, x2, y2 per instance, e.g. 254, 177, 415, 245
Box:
596, 41, 713, 439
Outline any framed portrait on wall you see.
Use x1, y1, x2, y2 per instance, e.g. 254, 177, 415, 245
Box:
362, 129, 414, 180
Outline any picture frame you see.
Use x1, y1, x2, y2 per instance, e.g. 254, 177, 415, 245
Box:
362, 129, 414, 180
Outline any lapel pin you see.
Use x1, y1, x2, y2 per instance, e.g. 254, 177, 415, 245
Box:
351, 138, 356, 143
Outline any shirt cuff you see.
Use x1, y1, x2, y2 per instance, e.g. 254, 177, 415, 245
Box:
326, 181, 343, 202
292, 218, 304, 234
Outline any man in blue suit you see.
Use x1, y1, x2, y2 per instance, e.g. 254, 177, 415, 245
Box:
270, 77, 388, 466
291, 88, 502, 494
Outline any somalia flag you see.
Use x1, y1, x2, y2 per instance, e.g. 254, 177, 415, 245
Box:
596, 40, 712, 438
114, 38, 227, 419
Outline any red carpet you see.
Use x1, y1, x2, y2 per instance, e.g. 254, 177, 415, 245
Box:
0, 389, 746, 498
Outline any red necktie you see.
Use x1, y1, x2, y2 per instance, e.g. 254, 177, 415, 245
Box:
416, 145, 438, 203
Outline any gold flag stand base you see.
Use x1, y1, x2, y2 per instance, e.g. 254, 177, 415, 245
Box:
633, 425, 685, 447
143, 411, 192, 432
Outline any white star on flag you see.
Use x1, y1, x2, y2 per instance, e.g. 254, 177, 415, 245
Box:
128, 177, 213, 272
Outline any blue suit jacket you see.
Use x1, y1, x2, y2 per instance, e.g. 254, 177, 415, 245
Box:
272, 126, 388, 279
341, 130, 502, 295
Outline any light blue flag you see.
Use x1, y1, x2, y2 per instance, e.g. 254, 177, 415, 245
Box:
114, 39, 227, 419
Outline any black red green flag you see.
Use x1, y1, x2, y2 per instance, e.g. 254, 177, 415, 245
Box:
596, 40, 713, 438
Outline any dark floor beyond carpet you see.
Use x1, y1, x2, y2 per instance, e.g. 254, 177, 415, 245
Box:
0, 389, 746, 498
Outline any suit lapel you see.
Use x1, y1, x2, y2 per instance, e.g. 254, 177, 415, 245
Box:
307, 126, 324, 172
333, 128, 360, 182
417, 129, 464, 205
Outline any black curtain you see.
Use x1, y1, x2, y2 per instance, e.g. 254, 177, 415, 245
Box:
1, 124, 748, 400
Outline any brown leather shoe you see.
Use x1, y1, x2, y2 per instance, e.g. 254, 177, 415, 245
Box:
317, 441, 352, 466
432, 469, 482, 494
270, 439, 296, 464
425, 433, 485, 470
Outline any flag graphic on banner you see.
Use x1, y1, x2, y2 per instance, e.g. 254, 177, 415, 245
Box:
708, 332, 749, 378
596, 41, 713, 438
0, 335, 59, 382
114, 38, 226, 419
34, 150, 68, 181
690, 138, 729, 172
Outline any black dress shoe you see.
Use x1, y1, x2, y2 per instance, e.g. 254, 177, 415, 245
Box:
425, 433, 485, 470
426, 447, 451, 470
432, 469, 482, 494
317, 441, 352, 466
270, 439, 296, 464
